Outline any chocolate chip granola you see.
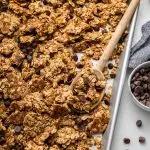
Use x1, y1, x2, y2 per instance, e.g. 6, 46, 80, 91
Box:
0, 0, 127, 149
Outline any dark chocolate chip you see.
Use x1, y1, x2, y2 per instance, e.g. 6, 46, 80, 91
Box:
136, 120, 142, 127
104, 99, 110, 106
146, 101, 150, 107
143, 84, 148, 90
123, 138, 130, 144
140, 69, 145, 74
78, 95, 86, 102
76, 62, 84, 69
83, 77, 89, 85
14, 126, 22, 133
108, 63, 114, 69
35, 68, 40, 75
58, 79, 64, 85
139, 136, 146, 143
134, 86, 143, 94
134, 81, 141, 86
4, 98, 11, 107
148, 84, 150, 90
110, 73, 116, 78
144, 93, 149, 99
131, 84, 135, 90
0, 131, 5, 145
72, 54, 78, 62
12, 143, 24, 150
67, 73, 75, 84
26, 55, 32, 63
95, 84, 104, 92
142, 76, 149, 82
0, 131, 5, 138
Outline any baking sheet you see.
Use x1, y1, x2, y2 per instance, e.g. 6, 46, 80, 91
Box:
103, 2, 140, 150
106, 0, 150, 149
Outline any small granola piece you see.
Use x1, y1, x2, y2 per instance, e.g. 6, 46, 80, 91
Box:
0, 38, 17, 56
25, 140, 48, 150
0, 12, 20, 35
54, 127, 79, 147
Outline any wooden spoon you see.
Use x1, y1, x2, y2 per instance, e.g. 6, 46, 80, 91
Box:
70, 0, 140, 110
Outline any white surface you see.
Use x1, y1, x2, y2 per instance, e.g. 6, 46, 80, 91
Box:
111, 0, 150, 150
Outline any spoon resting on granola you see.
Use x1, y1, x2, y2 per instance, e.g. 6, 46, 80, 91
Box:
70, 0, 140, 113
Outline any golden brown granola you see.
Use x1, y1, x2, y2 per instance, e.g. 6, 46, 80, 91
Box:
0, 0, 128, 149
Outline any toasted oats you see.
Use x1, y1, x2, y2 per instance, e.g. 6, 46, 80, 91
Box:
0, 0, 127, 149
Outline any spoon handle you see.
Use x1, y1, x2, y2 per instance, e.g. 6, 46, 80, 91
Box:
97, 0, 140, 71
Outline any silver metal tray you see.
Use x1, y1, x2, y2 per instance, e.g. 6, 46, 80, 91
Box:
103, 3, 140, 150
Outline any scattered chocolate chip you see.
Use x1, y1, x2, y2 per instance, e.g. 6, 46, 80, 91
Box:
58, 79, 64, 85
76, 62, 84, 69
35, 68, 40, 75
83, 77, 89, 85
14, 126, 22, 133
95, 84, 104, 92
108, 63, 114, 69
78, 95, 86, 102
148, 84, 150, 90
140, 69, 145, 74
143, 84, 148, 90
134, 81, 141, 86
131, 83, 135, 90
134, 86, 143, 94
146, 101, 150, 107
4, 98, 11, 107
123, 138, 130, 144
72, 54, 78, 62
67, 73, 75, 84
110, 73, 116, 78
0, 131, 5, 144
136, 120, 142, 127
11, 143, 24, 150
26, 55, 32, 63
139, 136, 146, 143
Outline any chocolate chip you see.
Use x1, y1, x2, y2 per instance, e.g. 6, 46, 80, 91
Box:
78, 95, 86, 102
134, 86, 143, 94
58, 79, 64, 85
140, 69, 145, 74
72, 54, 78, 62
76, 62, 84, 69
0, 131, 5, 145
95, 85, 104, 92
131, 84, 135, 90
139, 136, 146, 143
108, 63, 114, 69
148, 84, 150, 90
26, 55, 32, 63
83, 77, 89, 85
134, 81, 141, 86
136, 120, 142, 127
35, 68, 40, 75
142, 76, 149, 82
143, 84, 148, 90
123, 138, 130, 144
146, 101, 150, 107
14, 126, 22, 133
67, 73, 75, 84
4, 98, 11, 107
110, 73, 116, 78
12, 143, 24, 150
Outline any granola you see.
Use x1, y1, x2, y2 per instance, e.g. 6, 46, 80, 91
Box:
0, 0, 128, 149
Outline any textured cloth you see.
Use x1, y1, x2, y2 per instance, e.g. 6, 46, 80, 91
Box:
129, 21, 150, 68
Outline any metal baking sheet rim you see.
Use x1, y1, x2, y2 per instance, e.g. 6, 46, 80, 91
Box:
103, 6, 139, 150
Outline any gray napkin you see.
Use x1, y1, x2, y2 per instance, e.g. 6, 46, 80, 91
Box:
129, 21, 150, 68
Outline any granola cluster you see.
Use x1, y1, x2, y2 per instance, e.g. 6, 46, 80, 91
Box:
0, 0, 127, 149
